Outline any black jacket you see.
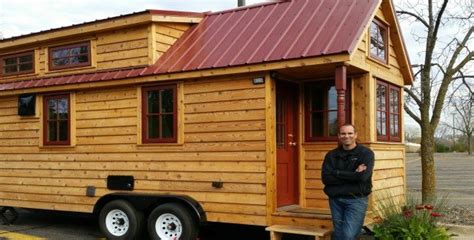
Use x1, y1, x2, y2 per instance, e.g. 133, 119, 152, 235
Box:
321, 144, 374, 198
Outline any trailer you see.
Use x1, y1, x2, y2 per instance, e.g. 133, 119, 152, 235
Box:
0, 0, 413, 239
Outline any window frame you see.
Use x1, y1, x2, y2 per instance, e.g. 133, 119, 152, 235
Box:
304, 79, 352, 142
0, 51, 35, 76
369, 18, 389, 64
376, 80, 401, 142
141, 84, 178, 144
49, 41, 91, 71
43, 94, 71, 146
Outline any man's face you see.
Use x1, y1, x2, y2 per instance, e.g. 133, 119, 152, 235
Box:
338, 125, 357, 146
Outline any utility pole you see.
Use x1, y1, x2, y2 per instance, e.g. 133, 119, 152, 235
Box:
452, 113, 456, 151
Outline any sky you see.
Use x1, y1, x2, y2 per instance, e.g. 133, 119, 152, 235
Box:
0, 0, 271, 39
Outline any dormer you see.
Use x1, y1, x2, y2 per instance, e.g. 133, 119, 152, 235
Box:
0, 10, 203, 82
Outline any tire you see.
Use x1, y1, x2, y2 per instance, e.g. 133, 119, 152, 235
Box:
148, 203, 198, 240
99, 200, 144, 240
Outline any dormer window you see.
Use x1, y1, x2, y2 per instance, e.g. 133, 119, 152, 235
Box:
1, 51, 34, 76
49, 42, 91, 70
370, 19, 388, 64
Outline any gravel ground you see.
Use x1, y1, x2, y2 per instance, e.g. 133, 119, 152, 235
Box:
441, 206, 474, 226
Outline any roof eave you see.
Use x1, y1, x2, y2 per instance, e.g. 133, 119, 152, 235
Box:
385, 0, 414, 85
0, 53, 351, 96
0, 10, 203, 50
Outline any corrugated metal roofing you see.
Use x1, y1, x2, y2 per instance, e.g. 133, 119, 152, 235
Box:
144, 0, 378, 74
0, 0, 379, 92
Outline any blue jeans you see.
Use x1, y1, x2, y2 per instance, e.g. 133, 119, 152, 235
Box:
329, 196, 368, 240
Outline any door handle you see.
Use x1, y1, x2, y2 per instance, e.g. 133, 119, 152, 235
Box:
289, 142, 297, 146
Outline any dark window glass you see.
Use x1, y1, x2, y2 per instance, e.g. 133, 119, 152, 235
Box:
1, 51, 34, 75
142, 85, 177, 143
161, 89, 174, 113
305, 79, 351, 141
276, 97, 286, 148
311, 112, 323, 137
162, 114, 174, 138
49, 42, 90, 70
376, 81, 401, 141
44, 94, 70, 145
370, 20, 388, 63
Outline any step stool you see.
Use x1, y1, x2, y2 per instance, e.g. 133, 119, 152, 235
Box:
266, 225, 331, 240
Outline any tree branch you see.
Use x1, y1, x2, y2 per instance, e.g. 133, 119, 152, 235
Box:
404, 87, 423, 107
405, 105, 422, 125
430, 26, 473, 128
452, 75, 474, 81
449, 27, 473, 73
453, 51, 474, 74
432, 0, 449, 48
396, 10, 429, 28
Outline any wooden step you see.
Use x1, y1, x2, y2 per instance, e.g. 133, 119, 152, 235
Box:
265, 224, 331, 240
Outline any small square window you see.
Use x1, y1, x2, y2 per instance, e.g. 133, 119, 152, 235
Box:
370, 19, 388, 64
142, 85, 177, 143
1, 51, 35, 76
43, 94, 71, 145
304, 79, 351, 142
376, 80, 401, 142
49, 42, 91, 70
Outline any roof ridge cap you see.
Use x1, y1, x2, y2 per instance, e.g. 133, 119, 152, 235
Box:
207, 0, 290, 16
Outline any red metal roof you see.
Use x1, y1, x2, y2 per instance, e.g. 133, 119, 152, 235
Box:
144, 0, 378, 74
0, 0, 379, 92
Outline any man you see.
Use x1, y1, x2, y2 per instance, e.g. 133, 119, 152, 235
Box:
321, 124, 374, 240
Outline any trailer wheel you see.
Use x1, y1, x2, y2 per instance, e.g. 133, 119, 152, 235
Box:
99, 200, 143, 240
148, 203, 198, 240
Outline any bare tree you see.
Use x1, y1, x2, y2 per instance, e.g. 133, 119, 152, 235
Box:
449, 80, 473, 154
396, 0, 473, 202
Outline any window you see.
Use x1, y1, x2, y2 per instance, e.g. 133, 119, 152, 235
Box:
376, 80, 401, 141
49, 42, 90, 70
370, 19, 388, 64
1, 51, 34, 75
142, 85, 177, 143
305, 80, 351, 141
43, 94, 70, 145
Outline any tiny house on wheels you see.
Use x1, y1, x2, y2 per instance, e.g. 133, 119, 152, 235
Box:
0, 0, 413, 239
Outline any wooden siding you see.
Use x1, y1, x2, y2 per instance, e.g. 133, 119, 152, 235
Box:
369, 143, 406, 217
0, 23, 191, 83
154, 23, 189, 63
95, 26, 150, 69
0, 76, 269, 226
301, 143, 405, 217
302, 143, 336, 209
350, 6, 405, 87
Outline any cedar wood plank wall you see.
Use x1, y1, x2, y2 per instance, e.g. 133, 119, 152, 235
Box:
0, 23, 189, 82
0, 76, 268, 226
0, 22, 269, 226
303, 5, 406, 215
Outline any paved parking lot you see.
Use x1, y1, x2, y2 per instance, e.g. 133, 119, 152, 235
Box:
406, 153, 474, 208
0, 209, 269, 240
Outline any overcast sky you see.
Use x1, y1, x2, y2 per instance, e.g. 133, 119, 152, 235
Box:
0, 0, 271, 39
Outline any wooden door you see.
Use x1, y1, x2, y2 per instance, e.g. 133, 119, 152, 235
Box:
276, 81, 299, 207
